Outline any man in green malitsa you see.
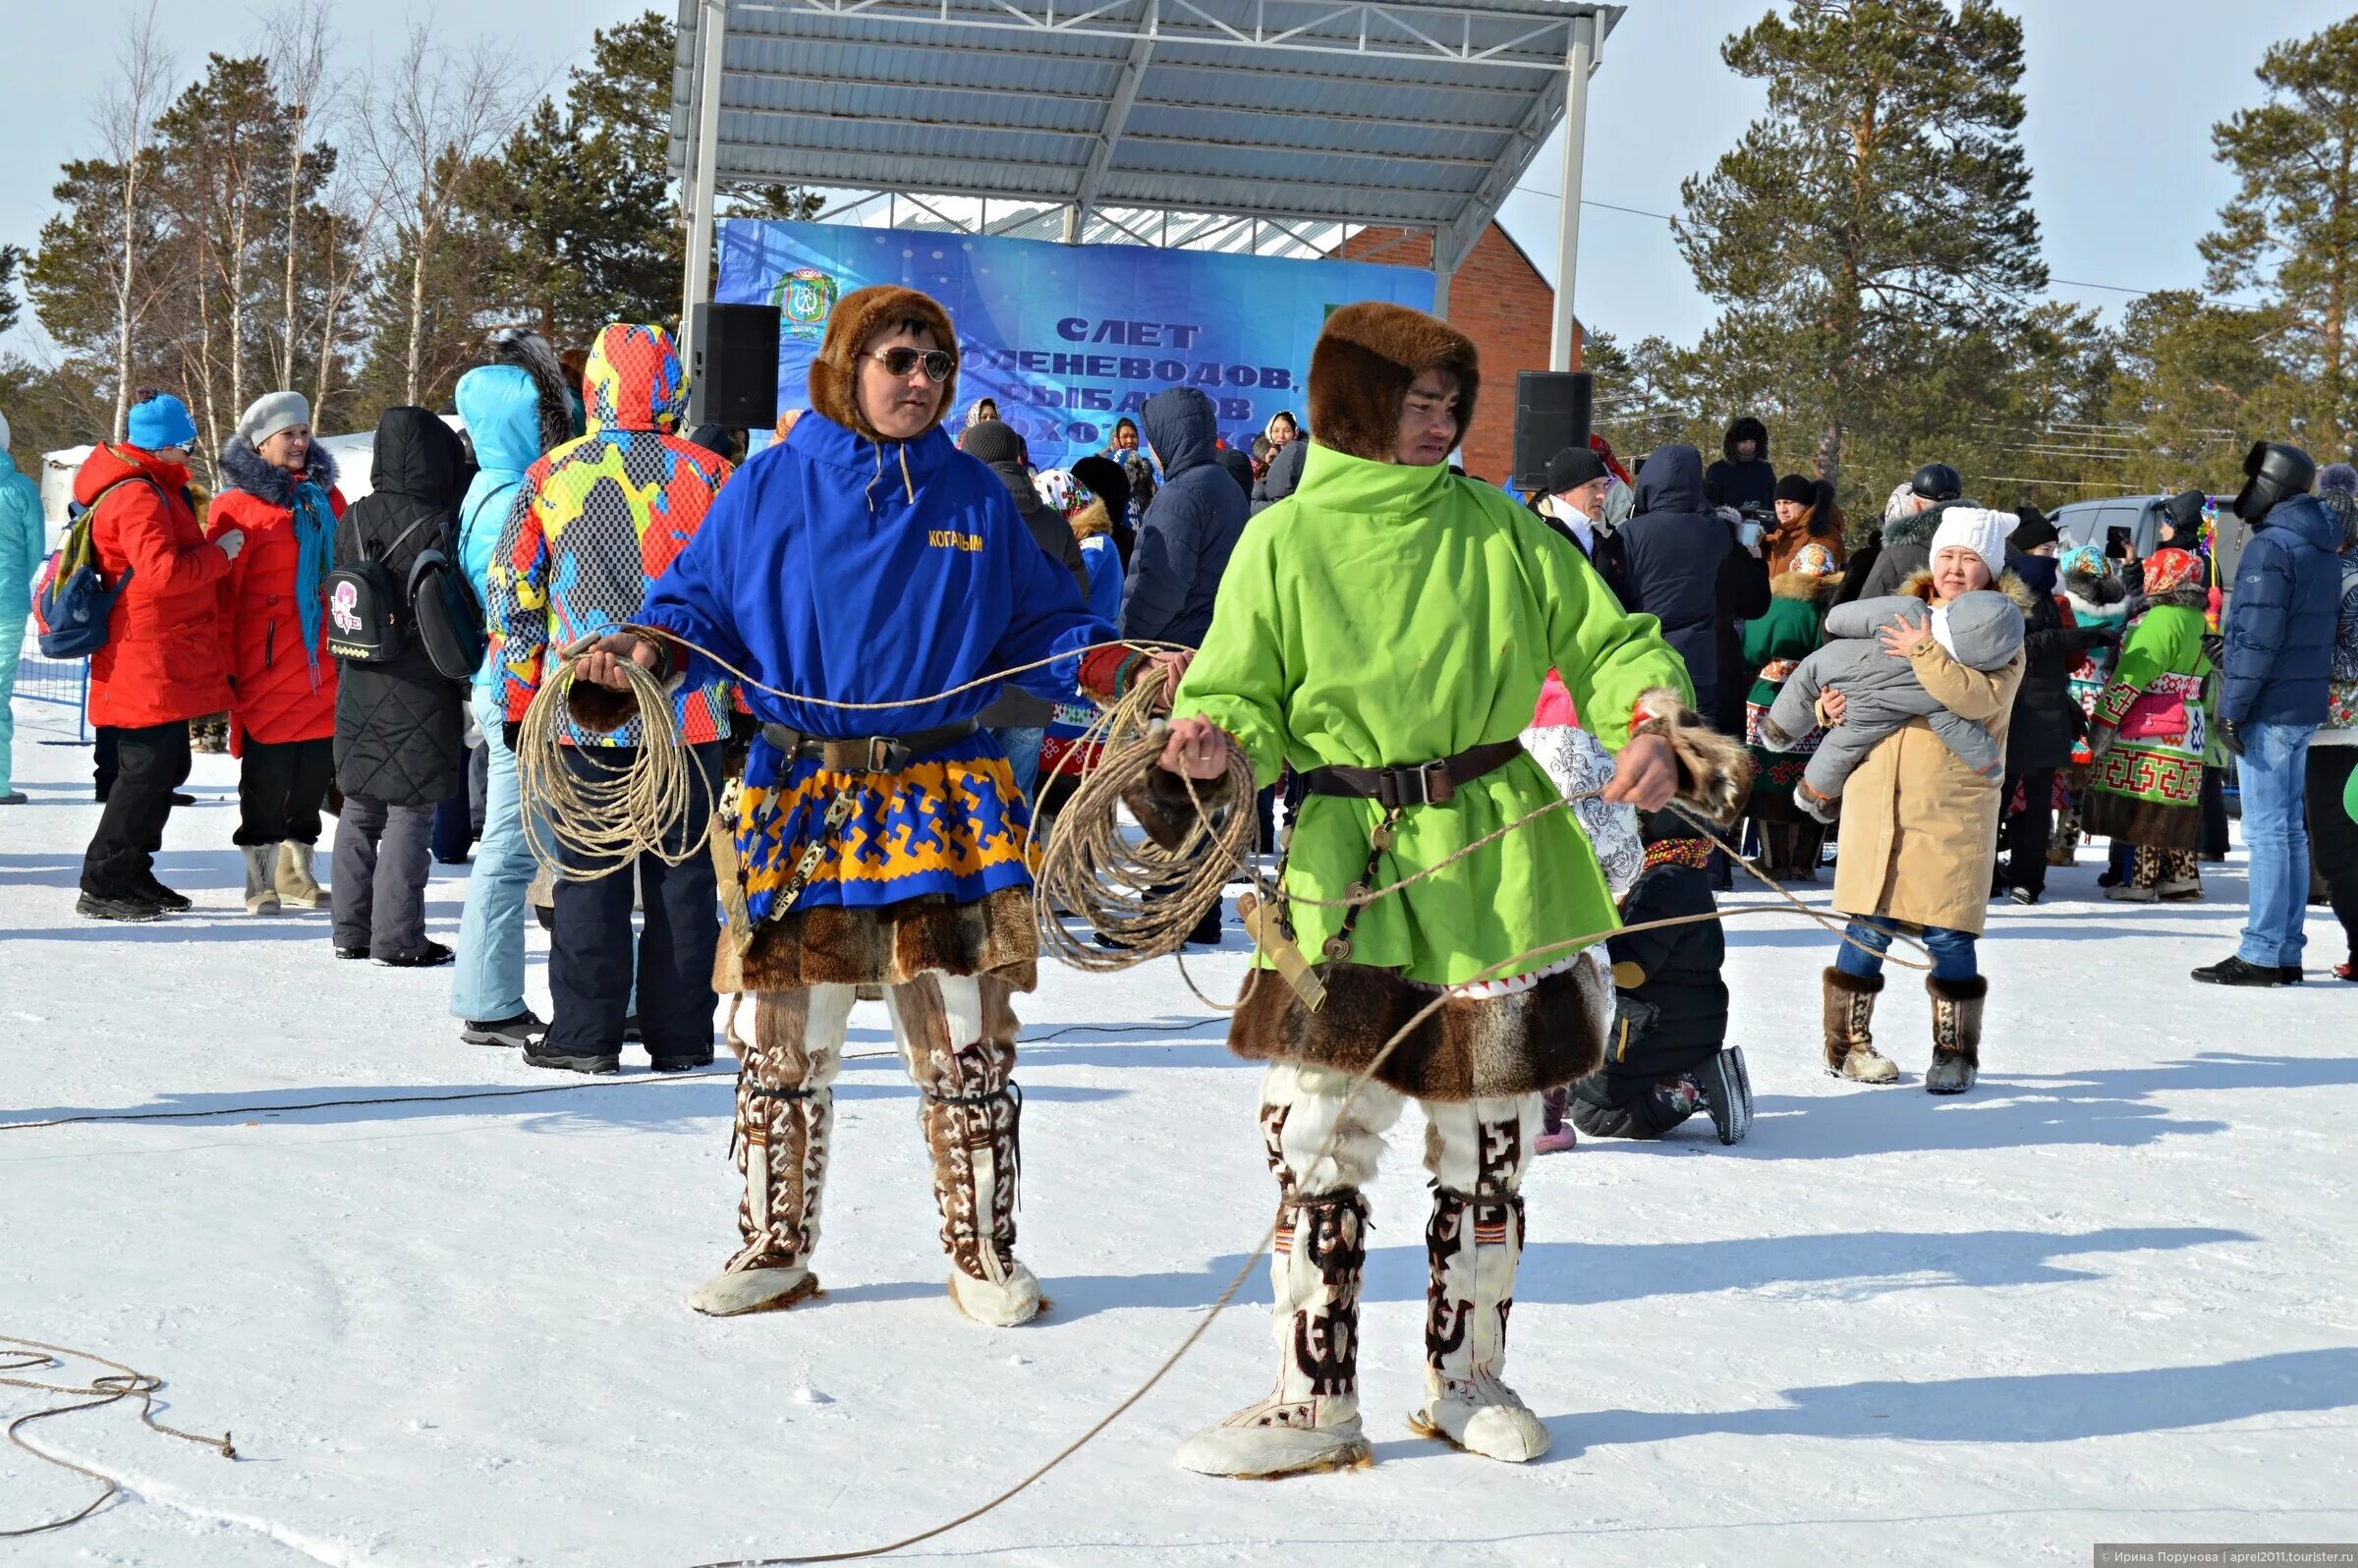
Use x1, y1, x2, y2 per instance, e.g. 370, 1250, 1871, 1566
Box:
1127, 302, 1751, 1480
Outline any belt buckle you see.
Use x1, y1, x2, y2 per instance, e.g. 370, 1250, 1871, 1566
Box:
1418, 760, 1454, 806
865, 736, 900, 773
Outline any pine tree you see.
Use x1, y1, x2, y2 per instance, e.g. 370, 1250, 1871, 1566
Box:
2200, 15, 2358, 457
1673, 0, 2048, 496
0, 246, 22, 337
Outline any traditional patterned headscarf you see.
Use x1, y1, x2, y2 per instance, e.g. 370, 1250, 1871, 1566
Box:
1789, 540, 1838, 577
2058, 544, 2110, 585
2142, 546, 2204, 596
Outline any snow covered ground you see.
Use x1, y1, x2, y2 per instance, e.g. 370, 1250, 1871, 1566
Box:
4, 697, 2356, 1567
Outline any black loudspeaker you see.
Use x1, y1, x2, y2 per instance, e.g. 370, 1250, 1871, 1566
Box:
687, 303, 781, 428
1512, 370, 1594, 493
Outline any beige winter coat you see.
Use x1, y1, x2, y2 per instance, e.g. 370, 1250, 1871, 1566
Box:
1825, 572, 2029, 937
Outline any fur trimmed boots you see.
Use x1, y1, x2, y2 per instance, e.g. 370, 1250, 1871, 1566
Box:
1821, 968, 1898, 1084
241, 843, 282, 915
1924, 975, 1988, 1095
275, 840, 330, 908
1414, 1096, 1548, 1463
689, 983, 850, 1316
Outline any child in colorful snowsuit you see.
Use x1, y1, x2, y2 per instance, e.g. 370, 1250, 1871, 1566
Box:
1760, 564, 2028, 821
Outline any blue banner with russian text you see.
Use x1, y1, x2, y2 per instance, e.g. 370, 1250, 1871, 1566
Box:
716, 218, 1434, 469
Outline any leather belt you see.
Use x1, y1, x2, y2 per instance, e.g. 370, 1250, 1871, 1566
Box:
1301, 740, 1523, 809
758, 718, 978, 774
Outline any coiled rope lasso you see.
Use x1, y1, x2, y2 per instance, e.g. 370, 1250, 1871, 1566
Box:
0, 1335, 235, 1540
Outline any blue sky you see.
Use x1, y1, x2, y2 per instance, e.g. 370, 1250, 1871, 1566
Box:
3, 0, 2347, 359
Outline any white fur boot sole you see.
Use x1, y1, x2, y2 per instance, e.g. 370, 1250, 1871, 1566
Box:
1175, 1417, 1373, 1479
1412, 1391, 1551, 1463
687, 1265, 819, 1316
947, 1260, 1043, 1326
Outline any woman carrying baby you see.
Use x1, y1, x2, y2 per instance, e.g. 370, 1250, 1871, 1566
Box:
1815, 508, 2029, 1095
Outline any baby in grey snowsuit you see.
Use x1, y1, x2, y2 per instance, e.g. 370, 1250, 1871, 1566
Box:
1758, 589, 2027, 823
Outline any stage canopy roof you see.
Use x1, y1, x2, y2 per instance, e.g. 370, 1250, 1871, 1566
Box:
665, 0, 1624, 278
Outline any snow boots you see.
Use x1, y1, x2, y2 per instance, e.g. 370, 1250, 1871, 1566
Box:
1413, 1096, 1548, 1463
1924, 976, 1987, 1095
689, 983, 851, 1317
1178, 1061, 1395, 1478
241, 843, 282, 915
896, 974, 1040, 1327
1696, 1046, 1752, 1145
276, 840, 330, 908
691, 974, 1039, 1326
1822, 968, 1898, 1084
1179, 1069, 1550, 1477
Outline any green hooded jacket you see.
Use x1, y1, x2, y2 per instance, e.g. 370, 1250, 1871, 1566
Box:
1171, 443, 1693, 985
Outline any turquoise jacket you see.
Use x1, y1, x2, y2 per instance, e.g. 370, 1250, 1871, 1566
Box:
453, 365, 546, 701
0, 451, 44, 621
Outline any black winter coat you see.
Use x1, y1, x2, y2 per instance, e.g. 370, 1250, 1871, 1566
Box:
1121, 387, 1249, 648
1704, 418, 1776, 514
2004, 554, 2110, 773
332, 408, 470, 807
1854, 498, 1968, 601
1251, 436, 1306, 515
1616, 446, 1747, 716
963, 423, 1091, 729
1573, 818, 1727, 1131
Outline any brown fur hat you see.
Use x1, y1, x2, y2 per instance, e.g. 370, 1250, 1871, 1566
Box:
1308, 302, 1479, 462
808, 285, 959, 441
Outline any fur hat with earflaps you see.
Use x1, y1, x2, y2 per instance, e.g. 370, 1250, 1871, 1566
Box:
809, 286, 960, 442
1308, 302, 1479, 463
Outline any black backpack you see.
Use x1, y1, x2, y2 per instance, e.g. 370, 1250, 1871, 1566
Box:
326, 510, 437, 664
407, 528, 486, 683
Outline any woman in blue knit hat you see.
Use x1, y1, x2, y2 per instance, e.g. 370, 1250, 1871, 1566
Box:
75, 389, 242, 920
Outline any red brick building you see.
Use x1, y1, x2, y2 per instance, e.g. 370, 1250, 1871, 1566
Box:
1338, 223, 1577, 487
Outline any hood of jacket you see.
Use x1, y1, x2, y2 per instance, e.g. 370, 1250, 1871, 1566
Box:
1721, 417, 1768, 463
217, 437, 337, 507
2065, 588, 2130, 626
582, 322, 689, 435
74, 441, 189, 507
806, 285, 960, 444
455, 362, 561, 479
2141, 583, 2211, 615
1142, 386, 1218, 478
1306, 302, 1478, 463
371, 407, 470, 506
2257, 492, 2344, 555
1881, 495, 1966, 551
1069, 497, 1113, 540
1634, 444, 1708, 516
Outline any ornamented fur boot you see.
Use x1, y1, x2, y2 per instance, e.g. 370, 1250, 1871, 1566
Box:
898, 977, 1039, 1326
241, 842, 283, 915
1822, 968, 1898, 1084
689, 986, 846, 1316
1414, 1183, 1548, 1462
1924, 975, 1987, 1095
275, 840, 330, 909
1175, 1189, 1373, 1478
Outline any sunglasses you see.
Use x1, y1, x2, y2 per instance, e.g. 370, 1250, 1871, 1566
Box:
866, 347, 956, 383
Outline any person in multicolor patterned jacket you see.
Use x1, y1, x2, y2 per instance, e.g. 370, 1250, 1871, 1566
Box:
565, 285, 1181, 1328
493, 322, 735, 1076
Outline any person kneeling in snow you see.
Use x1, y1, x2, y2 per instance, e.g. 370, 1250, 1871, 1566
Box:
1145, 302, 1748, 1479
1524, 726, 1748, 1150
567, 286, 1177, 1326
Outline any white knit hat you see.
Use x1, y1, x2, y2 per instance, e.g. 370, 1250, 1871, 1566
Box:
237, 390, 310, 448
1929, 505, 2018, 579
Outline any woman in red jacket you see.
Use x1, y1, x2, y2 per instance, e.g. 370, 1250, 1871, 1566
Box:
207, 392, 346, 915
77, 391, 239, 922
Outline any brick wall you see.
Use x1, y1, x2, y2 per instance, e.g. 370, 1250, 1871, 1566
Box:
1338, 224, 1574, 488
